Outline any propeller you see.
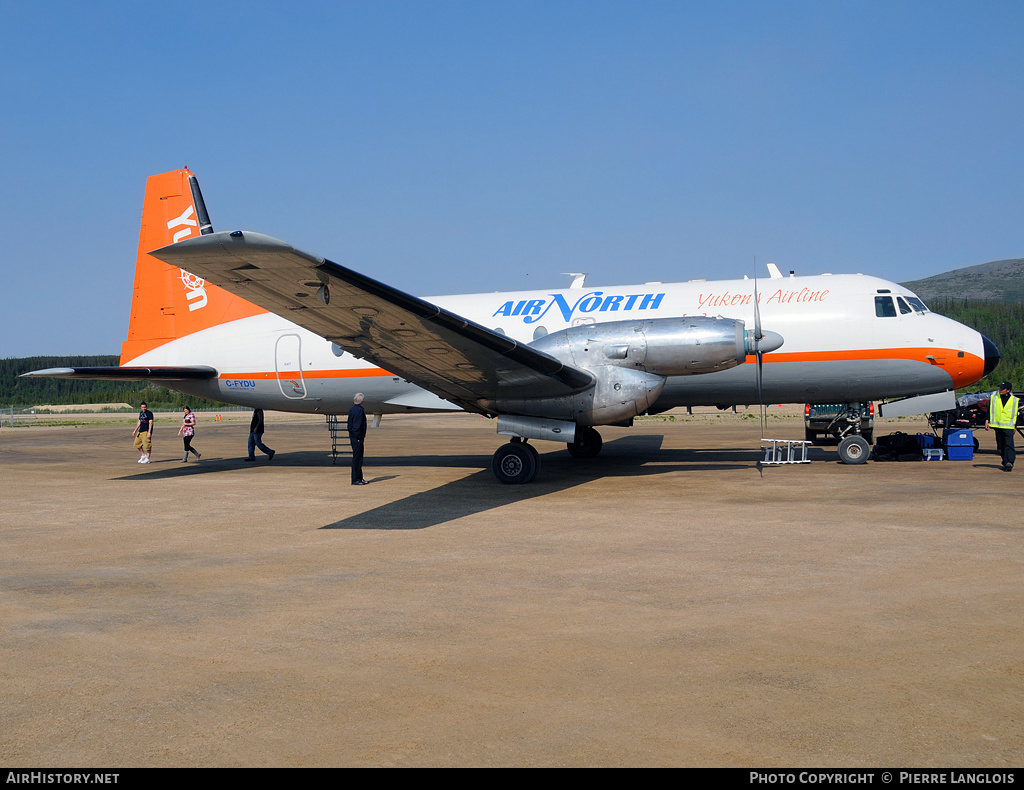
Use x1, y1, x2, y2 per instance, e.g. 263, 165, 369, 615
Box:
746, 261, 785, 437
754, 271, 765, 435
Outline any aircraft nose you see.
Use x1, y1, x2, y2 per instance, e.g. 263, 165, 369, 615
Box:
982, 335, 1001, 377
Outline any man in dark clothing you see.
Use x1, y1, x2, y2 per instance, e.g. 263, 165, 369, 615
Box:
246, 408, 275, 462
347, 393, 367, 485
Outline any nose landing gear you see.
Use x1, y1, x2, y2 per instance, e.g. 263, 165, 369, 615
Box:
838, 435, 870, 465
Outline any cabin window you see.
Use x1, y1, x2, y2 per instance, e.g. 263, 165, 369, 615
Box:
875, 296, 897, 318
906, 296, 929, 313
897, 296, 912, 315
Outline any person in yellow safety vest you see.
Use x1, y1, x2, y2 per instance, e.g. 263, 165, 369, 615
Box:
985, 381, 1019, 471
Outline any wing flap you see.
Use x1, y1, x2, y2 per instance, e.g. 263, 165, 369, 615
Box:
152, 231, 593, 412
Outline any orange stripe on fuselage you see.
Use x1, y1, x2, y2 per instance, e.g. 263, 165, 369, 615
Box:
749, 347, 984, 389
222, 347, 985, 389
220, 368, 396, 380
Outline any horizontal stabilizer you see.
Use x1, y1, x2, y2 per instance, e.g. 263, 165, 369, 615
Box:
21, 366, 218, 382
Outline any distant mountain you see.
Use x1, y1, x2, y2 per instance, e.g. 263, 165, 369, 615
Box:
902, 258, 1024, 303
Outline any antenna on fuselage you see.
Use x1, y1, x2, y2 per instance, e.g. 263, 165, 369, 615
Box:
563, 273, 587, 289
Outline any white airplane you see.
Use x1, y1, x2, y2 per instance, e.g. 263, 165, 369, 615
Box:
26, 168, 1000, 482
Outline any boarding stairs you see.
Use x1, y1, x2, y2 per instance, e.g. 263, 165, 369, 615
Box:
326, 414, 345, 464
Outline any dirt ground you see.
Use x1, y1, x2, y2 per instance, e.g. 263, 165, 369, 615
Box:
0, 413, 1020, 767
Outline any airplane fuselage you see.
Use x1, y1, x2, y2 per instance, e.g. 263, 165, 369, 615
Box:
125, 272, 987, 416
25, 167, 999, 481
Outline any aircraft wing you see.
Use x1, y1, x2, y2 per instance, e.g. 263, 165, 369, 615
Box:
21, 366, 218, 381
152, 231, 594, 413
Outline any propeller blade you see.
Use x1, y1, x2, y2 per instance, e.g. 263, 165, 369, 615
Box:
753, 273, 762, 342
753, 262, 765, 436
757, 349, 764, 435
747, 263, 785, 437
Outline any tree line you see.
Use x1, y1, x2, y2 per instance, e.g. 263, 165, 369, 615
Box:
0, 356, 229, 409
930, 299, 1024, 393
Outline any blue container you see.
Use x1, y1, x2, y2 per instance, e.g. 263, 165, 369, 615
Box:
943, 429, 974, 461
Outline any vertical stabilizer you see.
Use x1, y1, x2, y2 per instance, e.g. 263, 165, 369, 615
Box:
120, 168, 265, 364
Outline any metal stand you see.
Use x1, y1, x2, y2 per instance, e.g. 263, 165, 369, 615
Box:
761, 439, 812, 465
326, 414, 344, 465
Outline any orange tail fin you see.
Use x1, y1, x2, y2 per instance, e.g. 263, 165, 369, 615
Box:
120, 168, 266, 364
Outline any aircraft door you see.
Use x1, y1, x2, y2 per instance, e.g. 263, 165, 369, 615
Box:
275, 334, 308, 399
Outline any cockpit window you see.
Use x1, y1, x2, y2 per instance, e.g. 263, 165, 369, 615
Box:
875, 296, 897, 318
897, 296, 912, 315
905, 296, 929, 313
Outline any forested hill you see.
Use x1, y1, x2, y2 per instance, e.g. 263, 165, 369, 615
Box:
928, 300, 1024, 393
0, 356, 225, 409
902, 258, 1024, 303
902, 257, 1024, 391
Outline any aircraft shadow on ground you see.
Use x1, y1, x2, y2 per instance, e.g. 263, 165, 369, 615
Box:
113, 437, 837, 490
321, 435, 759, 531
112, 450, 499, 482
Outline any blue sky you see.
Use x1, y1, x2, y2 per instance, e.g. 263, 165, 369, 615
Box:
2, 1, 1022, 356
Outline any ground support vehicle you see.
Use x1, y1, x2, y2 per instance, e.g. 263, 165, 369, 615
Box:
804, 402, 874, 465
805, 402, 873, 443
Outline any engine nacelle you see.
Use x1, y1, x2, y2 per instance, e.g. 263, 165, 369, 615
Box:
531, 315, 748, 377
485, 316, 748, 427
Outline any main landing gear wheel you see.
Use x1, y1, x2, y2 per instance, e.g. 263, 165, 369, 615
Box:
838, 435, 870, 465
567, 427, 603, 459
492, 441, 540, 484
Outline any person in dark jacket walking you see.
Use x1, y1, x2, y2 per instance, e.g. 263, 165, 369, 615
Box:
246, 408, 275, 462
347, 393, 367, 485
